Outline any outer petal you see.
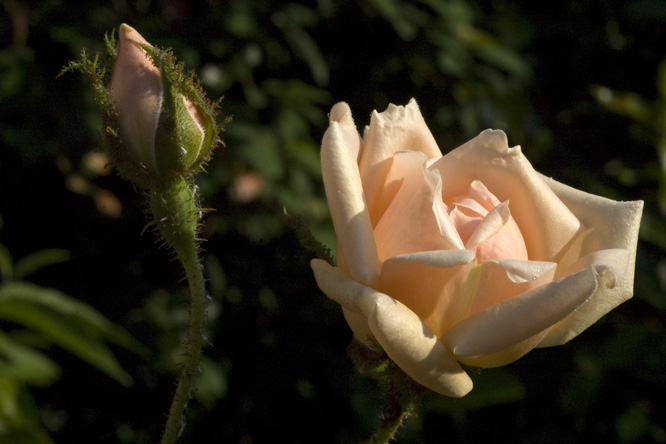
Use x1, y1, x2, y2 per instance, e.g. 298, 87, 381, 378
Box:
322, 103, 380, 287
442, 265, 602, 364
359, 99, 443, 224
536, 175, 643, 346
430, 130, 582, 262
109, 24, 162, 171
311, 259, 472, 397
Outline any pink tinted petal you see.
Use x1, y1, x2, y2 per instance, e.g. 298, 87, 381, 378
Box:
465, 201, 511, 250
442, 265, 598, 359
380, 252, 475, 337
374, 151, 463, 264
321, 104, 379, 287
468, 259, 557, 316
431, 130, 582, 262
432, 178, 466, 250
467, 180, 502, 212
109, 24, 162, 170
359, 99, 442, 224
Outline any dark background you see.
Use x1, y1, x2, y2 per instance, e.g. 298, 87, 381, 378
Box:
1, 1, 665, 443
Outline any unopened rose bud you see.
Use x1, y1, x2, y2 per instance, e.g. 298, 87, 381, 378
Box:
106, 24, 219, 187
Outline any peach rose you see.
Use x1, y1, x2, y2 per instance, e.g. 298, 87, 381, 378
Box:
311, 99, 643, 397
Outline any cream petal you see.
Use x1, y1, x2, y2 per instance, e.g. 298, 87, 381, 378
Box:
374, 152, 463, 263
431, 129, 582, 262
311, 259, 472, 397
367, 293, 473, 397
442, 265, 598, 359
359, 99, 442, 223
496, 259, 558, 284
342, 307, 376, 350
536, 174, 643, 346
537, 249, 631, 347
465, 201, 511, 250
321, 107, 380, 287
454, 329, 551, 368
382, 249, 475, 269
311, 258, 380, 317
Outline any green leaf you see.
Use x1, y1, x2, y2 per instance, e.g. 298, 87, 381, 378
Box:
0, 282, 144, 386
13, 249, 71, 280
0, 243, 12, 282
0, 331, 60, 386
0, 377, 55, 444
194, 357, 227, 408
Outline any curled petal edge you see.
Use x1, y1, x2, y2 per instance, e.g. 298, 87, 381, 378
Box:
311, 259, 472, 397
443, 263, 604, 359
537, 248, 632, 347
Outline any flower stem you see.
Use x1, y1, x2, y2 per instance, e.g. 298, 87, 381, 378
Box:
149, 178, 207, 444
366, 392, 419, 444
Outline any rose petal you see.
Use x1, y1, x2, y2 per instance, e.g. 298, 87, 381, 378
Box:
374, 151, 464, 263
367, 293, 473, 397
442, 265, 599, 359
467, 259, 557, 317
430, 129, 582, 262
383, 249, 475, 268
536, 173, 642, 346
537, 248, 631, 347
451, 330, 551, 368
109, 24, 162, 171
359, 99, 442, 224
465, 201, 511, 250
321, 105, 380, 287
380, 252, 474, 337
311, 258, 472, 397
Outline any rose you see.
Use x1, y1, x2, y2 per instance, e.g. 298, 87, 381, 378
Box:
108, 24, 217, 186
310, 99, 643, 397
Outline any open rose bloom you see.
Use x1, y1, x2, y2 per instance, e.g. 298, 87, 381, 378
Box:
311, 99, 643, 397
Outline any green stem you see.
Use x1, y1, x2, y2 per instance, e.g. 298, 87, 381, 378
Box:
149, 178, 207, 444
366, 395, 418, 444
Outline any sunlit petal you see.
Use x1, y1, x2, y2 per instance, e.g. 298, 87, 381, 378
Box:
321, 106, 380, 287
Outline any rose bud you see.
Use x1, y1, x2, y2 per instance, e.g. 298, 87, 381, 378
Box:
106, 24, 218, 187
311, 99, 643, 398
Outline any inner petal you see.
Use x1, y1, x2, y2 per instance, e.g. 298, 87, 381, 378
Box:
374, 151, 463, 265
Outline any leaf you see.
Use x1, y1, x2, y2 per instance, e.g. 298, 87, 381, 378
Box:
194, 357, 228, 408
0, 377, 55, 444
13, 249, 71, 280
0, 243, 12, 282
0, 331, 60, 386
0, 282, 145, 386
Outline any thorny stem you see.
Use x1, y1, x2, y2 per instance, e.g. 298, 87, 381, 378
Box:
365, 390, 421, 444
347, 340, 428, 444
150, 178, 207, 444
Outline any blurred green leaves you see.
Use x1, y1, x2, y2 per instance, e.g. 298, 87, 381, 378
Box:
0, 239, 144, 442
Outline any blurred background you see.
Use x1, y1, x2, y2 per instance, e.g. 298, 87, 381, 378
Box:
1, 0, 665, 443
